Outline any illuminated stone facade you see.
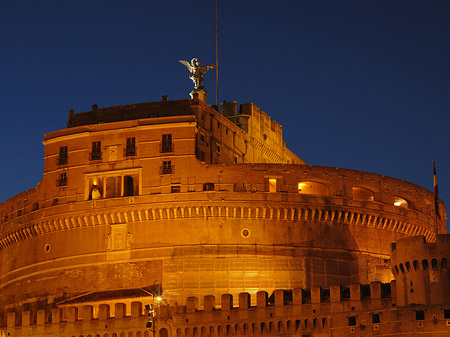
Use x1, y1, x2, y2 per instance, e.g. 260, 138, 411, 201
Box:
0, 94, 447, 336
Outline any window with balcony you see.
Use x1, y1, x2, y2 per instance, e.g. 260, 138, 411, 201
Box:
161, 134, 172, 153
58, 146, 68, 165
91, 141, 102, 160
162, 161, 173, 174
126, 137, 136, 156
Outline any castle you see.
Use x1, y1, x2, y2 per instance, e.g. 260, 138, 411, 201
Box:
0, 92, 448, 336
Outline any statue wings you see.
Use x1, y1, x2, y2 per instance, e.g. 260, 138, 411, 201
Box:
179, 60, 194, 73
200, 64, 217, 73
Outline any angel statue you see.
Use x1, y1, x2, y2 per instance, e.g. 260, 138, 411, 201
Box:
179, 57, 216, 90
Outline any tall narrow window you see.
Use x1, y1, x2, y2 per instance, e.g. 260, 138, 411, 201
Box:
126, 137, 136, 156
162, 161, 173, 174
123, 176, 134, 196
58, 173, 67, 186
91, 141, 102, 160
161, 134, 172, 153
58, 146, 68, 165
269, 179, 277, 193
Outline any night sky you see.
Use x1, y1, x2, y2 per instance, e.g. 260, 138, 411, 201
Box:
1, 1, 449, 229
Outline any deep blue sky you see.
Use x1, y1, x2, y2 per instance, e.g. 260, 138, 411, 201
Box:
1, 1, 449, 228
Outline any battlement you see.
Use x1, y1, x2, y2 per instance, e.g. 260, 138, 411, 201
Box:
1, 282, 394, 329
66, 96, 196, 128
2, 282, 450, 336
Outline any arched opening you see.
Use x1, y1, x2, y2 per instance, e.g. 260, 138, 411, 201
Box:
441, 258, 448, 269
413, 260, 419, 270
422, 259, 429, 270
159, 329, 168, 337
124, 176, 134, 196
353, 186, 374, 201
298, 181, 329, 195
432, 258, 438, 270
393, 196, 408, 208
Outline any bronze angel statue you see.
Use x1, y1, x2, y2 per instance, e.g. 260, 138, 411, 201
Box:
179, 57, 216, 90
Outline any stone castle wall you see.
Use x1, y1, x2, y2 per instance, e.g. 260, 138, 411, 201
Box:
2, 281, 450, 337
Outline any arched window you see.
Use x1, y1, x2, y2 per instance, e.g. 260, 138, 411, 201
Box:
422, 259, 429, 270
159, 329, 168, 337
432, 258, 438, 270
352, 187, 374, 201
394, 196, 408, 208
413, 260, 419, 270
298, 181, 329, 195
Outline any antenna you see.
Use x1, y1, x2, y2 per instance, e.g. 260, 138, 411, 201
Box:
215, 0, 219, 110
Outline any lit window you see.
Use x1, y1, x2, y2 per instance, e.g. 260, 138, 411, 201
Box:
394, 196, 408, 208
298, 181, 328, 195
269, 179, 277, 193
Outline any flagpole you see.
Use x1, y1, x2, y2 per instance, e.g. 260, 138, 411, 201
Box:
433, 160, 439, 241
215, 0, 219, 110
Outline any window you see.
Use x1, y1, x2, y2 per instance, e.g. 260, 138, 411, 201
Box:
91, 141, 102, 160
200, 134, 205, 142
353, 187, 374, 201
394, 196, 408, 208
126, 137, 136, 156
203, 183, 215, 191
415, 311, 425, 321
298, 181, 329, 196
217, 145, 221, 153
171, 185, 180, 193
123, 176, 134, 196
161, 134, 173, 153
444, 309, 450, 319
58, 146, 67, 165
200, 151, 205, 162
347, 317, 356, 326
372, 314, 380, 323
269, 179, 277, 193
162, 161, 173, 174
58, 173, 67, 186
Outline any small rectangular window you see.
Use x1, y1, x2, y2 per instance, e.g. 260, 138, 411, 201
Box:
126, 137, 136, 156
415, 311, 425, 321
444, 309, 450, 319
58, 173, 67, 186
161, 134, 173, 153
58, 146, 68, 165
372, 313, 380, 323
171, 185, 180, 193
91, 141, 102, 160
217, 145, 221, 153
347, 317, 356, 326
162, 161, 172, 174
200, 134, 205, 142
203, 183, 215, 191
